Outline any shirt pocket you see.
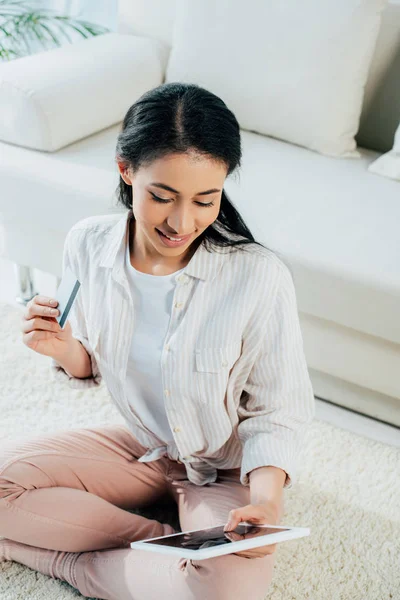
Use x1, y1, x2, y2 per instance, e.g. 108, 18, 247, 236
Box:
194, 342, 242, 405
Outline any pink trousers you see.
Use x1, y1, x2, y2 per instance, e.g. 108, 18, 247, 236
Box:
0, 424, 283, 600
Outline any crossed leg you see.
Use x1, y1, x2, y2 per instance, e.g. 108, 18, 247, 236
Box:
0, 425, 283, 599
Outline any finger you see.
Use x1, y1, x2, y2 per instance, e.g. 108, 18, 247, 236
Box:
34, 294, 58, 307
21, 316, 61, 335
225, 505, 265, 531
23, 329, 57, 347
224, 518, 240, 532
224, 507, 245, 531
25, 304, 60, 321
235, 549, 272, 559
24, 296, 59, 320
234, 551, 254, 559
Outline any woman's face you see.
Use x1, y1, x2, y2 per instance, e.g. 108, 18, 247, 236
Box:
117, 152, 228, 263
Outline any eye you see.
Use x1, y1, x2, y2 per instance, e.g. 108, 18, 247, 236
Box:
150, 193, 215, 207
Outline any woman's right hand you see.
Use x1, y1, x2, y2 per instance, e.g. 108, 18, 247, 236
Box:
21, 295, 75, 358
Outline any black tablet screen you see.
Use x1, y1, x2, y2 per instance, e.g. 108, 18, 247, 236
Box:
144, 524, 291, 550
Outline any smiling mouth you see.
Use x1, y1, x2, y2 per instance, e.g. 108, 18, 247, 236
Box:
156, 229, 194, 241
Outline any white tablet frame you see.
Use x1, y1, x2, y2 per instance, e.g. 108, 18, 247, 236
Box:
130, 522, 310, 560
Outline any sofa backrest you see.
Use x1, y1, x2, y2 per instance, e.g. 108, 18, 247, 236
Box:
117, 0, 400, 154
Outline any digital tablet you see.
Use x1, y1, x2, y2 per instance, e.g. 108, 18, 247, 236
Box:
130, 522, 310, 560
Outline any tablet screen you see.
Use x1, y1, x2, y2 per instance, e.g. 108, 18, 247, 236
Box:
144, 524, 291, 550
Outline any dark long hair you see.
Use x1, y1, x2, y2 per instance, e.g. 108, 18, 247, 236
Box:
114, 82, 273, 257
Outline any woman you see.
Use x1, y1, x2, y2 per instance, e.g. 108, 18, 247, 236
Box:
0, 82, 315, 599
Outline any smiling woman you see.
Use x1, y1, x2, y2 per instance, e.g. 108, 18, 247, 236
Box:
114, 82, 273, 275
3, 80, 315, 600
117, 150, 231, 271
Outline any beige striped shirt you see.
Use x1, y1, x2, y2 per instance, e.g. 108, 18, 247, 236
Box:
51, 209, 315, 489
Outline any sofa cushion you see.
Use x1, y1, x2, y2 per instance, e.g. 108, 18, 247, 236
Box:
166, 0, 388, 158
0, 32, 166, 152
116, 0, 400, 156
0, 125, 399, 346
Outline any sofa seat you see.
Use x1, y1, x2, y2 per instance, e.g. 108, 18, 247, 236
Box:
1, 125, 399, 346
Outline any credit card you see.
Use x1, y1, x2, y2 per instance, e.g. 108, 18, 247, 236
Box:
55, 265, 81, 329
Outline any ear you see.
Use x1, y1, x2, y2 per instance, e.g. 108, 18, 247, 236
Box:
117, 160, 133, 185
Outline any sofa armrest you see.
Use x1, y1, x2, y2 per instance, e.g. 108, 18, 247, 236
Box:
0, 32, 167, 152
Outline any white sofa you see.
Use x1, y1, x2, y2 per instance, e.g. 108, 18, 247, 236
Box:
0, 0, 399, 426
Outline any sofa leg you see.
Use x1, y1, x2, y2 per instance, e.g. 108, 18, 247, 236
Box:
14, 265, 38, 306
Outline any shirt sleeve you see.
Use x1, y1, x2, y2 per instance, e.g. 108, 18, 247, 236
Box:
50, 227, 103, 389
238, 261, 315, 490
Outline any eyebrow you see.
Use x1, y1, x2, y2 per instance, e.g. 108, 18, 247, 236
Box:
149, 182, 221, 196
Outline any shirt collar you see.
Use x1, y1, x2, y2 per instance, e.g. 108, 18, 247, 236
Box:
99, 209, 230, 282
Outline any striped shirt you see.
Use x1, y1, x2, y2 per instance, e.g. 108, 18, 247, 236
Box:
50, 209, 315, 489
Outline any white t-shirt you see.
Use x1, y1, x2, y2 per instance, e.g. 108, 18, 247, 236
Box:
124, 235, 186, 443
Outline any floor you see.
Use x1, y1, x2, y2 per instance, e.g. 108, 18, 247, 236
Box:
1, 255, 399, 449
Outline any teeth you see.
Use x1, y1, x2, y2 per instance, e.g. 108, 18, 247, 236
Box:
163, 232, 182, 241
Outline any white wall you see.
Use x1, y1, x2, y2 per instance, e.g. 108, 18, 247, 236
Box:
62, 0, 118, 31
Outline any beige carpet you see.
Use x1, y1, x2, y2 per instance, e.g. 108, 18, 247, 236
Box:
0, 301, 399, 600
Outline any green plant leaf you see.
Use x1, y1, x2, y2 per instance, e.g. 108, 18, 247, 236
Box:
0, 1, 111, 60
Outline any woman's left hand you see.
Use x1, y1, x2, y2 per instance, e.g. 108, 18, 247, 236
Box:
223, 502, 280, 559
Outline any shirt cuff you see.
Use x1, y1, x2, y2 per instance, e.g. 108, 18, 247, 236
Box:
240, 433, 297, 489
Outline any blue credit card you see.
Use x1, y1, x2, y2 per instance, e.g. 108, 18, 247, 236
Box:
55, 266, 81, 329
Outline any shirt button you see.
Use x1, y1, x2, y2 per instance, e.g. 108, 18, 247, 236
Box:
174, 302, 184, 309
165, 344, 170, 351
222, 360, 228, 367
177, 274, 187, 283
173, 426, 181, 432
164, 389, 170, 396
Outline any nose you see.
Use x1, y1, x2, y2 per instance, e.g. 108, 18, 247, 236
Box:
166, 208, 196, 236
